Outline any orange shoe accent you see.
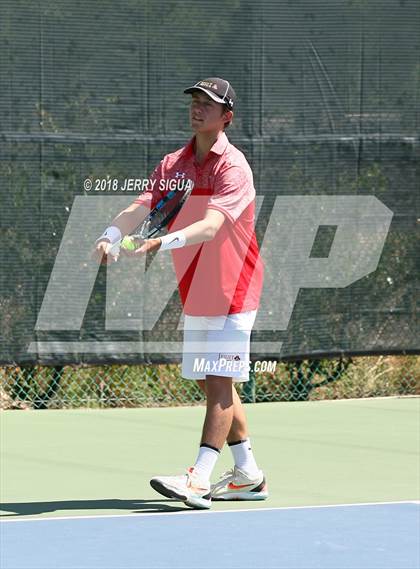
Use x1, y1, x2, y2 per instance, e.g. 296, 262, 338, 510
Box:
228, 482, 254, 490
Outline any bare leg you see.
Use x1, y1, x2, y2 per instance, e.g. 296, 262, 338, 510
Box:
226, 385, 249, 443
197, 379, 249, 446
198, 376, 234, 449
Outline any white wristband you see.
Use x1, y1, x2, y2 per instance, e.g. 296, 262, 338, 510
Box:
95, 226, 122, 246
159, 230, 187, 251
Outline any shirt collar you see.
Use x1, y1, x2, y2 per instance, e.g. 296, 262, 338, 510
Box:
209, 132, 229, 155
182, 132, 229, 159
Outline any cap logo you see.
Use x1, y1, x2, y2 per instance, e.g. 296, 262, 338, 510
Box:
198, 80, 218, 90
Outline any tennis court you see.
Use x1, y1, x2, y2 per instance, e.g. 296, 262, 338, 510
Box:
1, 397, 419, 568
1, 3, 419, 567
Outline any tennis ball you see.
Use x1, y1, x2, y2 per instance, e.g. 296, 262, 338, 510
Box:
120, 236, 137, 251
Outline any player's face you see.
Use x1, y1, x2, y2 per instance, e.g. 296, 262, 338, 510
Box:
190, 92, 228, 133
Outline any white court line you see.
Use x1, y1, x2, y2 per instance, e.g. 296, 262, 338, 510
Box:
3, 395, 418, 415
303, 395, 420, 404
0, 500, 418, 524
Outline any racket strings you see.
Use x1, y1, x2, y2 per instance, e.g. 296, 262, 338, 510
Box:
131, 187, 193, 239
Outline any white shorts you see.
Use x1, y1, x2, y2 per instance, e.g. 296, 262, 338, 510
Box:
181, 310, 257, 383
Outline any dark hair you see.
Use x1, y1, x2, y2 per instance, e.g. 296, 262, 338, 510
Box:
221, 103, 232, 129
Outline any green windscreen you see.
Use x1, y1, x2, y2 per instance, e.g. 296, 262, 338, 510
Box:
1, 0, 418, 364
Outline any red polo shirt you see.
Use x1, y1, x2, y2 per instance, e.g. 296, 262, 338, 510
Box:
134, 132, 264, 316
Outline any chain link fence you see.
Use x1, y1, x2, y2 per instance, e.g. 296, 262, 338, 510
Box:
1, 356, 418, 410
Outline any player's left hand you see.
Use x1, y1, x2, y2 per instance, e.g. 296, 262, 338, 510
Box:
120, 237, 162, 257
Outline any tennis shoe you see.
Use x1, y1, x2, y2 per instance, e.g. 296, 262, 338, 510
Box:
211, 466, 268, 501
150, 467, 211, 510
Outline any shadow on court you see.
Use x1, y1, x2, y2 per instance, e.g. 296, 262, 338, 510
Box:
0, 498, 188, 518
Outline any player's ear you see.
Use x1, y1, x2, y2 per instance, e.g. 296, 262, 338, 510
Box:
223, 109, 233, 126
223, 108, 232, 120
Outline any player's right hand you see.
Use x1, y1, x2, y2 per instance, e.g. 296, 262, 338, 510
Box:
91, 239, 119, 265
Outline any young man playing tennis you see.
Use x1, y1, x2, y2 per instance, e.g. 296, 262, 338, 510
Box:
93, 78, 267, 509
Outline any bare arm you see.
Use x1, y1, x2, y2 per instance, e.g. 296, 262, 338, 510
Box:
108, 203, 225, 244
122, 208, 226, 258
181, 208, 225, 245
112, 202, 150, 236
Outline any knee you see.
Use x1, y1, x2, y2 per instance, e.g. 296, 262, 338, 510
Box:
205, 376, 233, 404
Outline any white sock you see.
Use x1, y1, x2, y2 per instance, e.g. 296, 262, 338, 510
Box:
228, 438, 260, 476
193, 444, 220, 481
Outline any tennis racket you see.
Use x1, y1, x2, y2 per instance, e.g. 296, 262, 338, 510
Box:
134, 185, 193, 239
109, 185, 193, 254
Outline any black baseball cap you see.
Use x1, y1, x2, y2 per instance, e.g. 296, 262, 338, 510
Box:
184, 77, 236, 110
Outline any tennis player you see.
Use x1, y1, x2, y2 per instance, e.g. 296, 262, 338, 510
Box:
93, 78, 267, 510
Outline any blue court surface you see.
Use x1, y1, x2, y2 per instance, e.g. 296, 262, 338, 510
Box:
1, 501, 419, 569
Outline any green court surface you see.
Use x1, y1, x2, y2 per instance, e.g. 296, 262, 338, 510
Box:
1, 397, 419, 520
